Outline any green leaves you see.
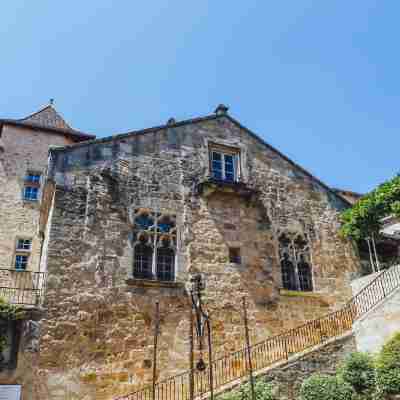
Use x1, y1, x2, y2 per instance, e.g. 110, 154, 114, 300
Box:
340, 175, 400, 240
0, 297, 25, 320
337, 352, 376, 396
300, 374, 354, 400
375, 332, 400, 395
218, 379, 276, 400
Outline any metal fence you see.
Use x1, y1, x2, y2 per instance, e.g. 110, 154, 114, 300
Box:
0, 268, 47, 307
116, 265, 400, 400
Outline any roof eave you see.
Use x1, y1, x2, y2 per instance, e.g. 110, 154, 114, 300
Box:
0, 119, 95, 142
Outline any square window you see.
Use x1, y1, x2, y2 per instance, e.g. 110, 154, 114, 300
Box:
25, 173, 41, 184
16, 239, 32, 251
209, 146, 240, 182
15, 254, 29, 271
229, 247, 241, 264
23, 186, 39, 201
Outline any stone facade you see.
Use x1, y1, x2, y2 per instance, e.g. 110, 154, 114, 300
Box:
33, 108, 360, 400
0, 105, 93, 397
0, 105, 93, 273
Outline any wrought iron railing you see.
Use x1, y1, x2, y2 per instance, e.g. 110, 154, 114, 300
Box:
115, 265, 400, 400
0, 268, 47, 307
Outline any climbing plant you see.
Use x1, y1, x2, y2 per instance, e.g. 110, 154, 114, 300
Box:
0, 298, 25, 355
340, 175, 400, 241
0, 297, 25, 321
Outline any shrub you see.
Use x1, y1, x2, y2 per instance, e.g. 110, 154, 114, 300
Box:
300, 374, 354, 400
219, 379, 275, 400
338, 352, 376, 395
376, 332, 400, 395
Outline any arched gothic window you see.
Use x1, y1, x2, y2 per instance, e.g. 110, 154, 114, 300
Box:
279, 233, 313, 292
132, 209, 177, 282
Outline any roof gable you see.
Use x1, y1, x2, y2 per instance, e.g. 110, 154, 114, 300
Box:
19, 105, 71, 130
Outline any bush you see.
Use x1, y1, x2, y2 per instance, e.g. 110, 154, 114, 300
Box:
376, 332, 400, 395
300, 374, 354, 400
218, 379, 275, 400
338, 352, 376, 395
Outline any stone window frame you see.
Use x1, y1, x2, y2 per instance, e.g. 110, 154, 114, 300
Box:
205, 139, 248, 183
23, 170, 42, 202
130, 208, 178, 283
278, 232, 314, 292
14, 237, 32, 271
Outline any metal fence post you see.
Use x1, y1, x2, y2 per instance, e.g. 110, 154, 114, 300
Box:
152, 301, 160, 400
242, 297, 256, 400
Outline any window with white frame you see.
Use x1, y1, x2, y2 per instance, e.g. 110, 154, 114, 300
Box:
23, 171, 41, 201
15, 238, 32, 271
132, 209, 177, 282
209, 145, 240, 183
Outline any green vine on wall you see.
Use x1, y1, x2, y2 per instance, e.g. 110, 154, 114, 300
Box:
0, 298, 25, 321
340, 174, 400, 241
0, 298, 25, 355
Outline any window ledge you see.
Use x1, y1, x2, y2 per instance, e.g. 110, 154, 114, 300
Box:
196, 178, 257, 200
125, 278, 184, 289
279, 289, 323, 298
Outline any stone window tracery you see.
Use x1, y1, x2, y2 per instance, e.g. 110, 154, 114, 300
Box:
279, 233, 313, 292
132, 209, 177, 282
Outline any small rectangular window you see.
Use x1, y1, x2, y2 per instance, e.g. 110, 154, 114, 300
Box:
23, 186, 39, 201
25, 173, 41, 184
229, 247, 241, 264
209, 145, 240, 183
15, 254, 29, 271
16, 239, 32, 251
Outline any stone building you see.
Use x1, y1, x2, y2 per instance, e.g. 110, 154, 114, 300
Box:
29, 104, 361, 400
0, 104, 93, 396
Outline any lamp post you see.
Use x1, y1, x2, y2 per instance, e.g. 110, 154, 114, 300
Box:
190, 274, 214, 400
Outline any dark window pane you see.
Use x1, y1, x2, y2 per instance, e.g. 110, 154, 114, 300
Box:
298, 261, 313, 291
156, 248, 175, 281
17, 239, 31, 250
135, 214, 154, 230
26, 174, 40, 183
281, 255, 297, 290
24, 186, 39, 201
134, 244, 153, 279
15, 255, 28, 271
229, 248, 241, 264
212, 152, 222, 161
225, 172, 235, 182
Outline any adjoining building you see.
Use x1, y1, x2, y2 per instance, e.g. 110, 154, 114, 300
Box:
0, 103, 93, 393
26, 104, 361, 399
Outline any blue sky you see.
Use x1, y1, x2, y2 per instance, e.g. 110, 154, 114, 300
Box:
1, 1, 398, 193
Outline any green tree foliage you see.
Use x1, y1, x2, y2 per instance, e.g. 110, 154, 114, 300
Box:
0, 297, 25, 320
218, 379, 276, 400
300, 374, 354, 400
375, 332, 400, 395
340, 175, 400, 240
338, 352, 376, 396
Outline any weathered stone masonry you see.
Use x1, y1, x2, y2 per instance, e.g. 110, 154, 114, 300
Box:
37, 111, 360, 399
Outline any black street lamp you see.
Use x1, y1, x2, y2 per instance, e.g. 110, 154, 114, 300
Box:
189, 274, 214, 400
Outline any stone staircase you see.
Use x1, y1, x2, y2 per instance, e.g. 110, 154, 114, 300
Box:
115, 265, 400, 400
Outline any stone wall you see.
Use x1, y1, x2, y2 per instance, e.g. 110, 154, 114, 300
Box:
35, 114, 360, 399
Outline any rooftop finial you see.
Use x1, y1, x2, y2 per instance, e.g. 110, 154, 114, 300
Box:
49, 98, 54, 106
215, 104, 229, 115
